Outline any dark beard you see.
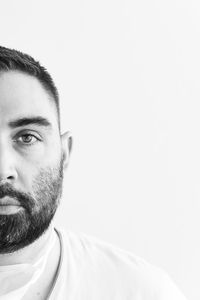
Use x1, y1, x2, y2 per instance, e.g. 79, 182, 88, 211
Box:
0, 157, 64, 254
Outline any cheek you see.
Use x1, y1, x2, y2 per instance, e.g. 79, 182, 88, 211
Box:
17, 139, 61, 165
16, 161, 38, 192
15, 139, 62, 188
17, 153, 62, 188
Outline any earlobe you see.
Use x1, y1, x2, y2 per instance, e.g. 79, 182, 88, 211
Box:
61, 131, 73, 169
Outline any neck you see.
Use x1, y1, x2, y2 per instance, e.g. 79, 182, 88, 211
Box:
0, 224, 54, 266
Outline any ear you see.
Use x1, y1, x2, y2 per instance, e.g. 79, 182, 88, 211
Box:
61, 131, 73, 170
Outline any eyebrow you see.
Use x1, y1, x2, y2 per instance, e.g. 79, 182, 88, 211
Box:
8, 116, 52, 129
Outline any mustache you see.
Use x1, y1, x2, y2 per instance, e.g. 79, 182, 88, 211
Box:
0, 183, 34, 213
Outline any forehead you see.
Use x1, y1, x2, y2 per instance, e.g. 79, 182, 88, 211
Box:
0, 71, 58, 129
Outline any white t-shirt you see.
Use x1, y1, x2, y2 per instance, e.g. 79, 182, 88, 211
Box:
48, 227, 187, 300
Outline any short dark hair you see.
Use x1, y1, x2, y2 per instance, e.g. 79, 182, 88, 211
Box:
0, 46, 60, 130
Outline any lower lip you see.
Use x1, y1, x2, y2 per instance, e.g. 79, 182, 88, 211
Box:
0, 205, 23, 215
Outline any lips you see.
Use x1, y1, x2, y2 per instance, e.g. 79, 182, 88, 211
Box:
0, 196, 20, 206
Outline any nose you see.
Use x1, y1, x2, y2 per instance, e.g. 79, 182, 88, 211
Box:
0, 143, 18, 183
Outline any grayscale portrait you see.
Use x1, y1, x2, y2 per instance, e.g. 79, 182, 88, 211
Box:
0, 0, 196, 299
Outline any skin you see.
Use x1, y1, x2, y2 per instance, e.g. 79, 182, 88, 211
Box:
0, 70, 72, 267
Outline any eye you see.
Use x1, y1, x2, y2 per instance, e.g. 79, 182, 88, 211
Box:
15, 133, 41, 146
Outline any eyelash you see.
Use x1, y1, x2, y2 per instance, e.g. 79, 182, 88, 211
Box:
15, 133, 41, 146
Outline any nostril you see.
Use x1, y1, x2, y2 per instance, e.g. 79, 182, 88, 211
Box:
0, 175, 15, 182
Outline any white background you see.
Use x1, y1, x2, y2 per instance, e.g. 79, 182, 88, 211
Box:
0, 0, 199, 298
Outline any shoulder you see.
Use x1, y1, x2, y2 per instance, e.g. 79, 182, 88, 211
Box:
55, 227, 187, 300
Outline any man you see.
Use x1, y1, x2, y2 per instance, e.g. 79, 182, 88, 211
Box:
0, 46, 186, 300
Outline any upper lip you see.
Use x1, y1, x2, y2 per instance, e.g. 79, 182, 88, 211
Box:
0, 196, 20, 206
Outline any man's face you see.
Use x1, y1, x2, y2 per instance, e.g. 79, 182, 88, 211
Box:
0, 71, 66, 254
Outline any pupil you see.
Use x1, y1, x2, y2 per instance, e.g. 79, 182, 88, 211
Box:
23, 135, 32, 142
